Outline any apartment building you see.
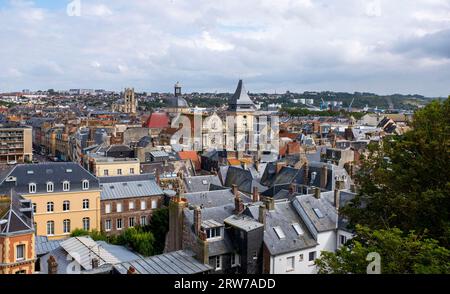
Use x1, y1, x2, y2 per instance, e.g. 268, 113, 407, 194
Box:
88, 155, 141, 177
0, 163, 101, 240
0, 123, 33, 164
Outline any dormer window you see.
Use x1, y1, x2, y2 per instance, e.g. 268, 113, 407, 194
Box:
63, 181, 70, 192
47, 182, 54, 193
205, 227, 222, 240
82, 180, 89, 190
29, 183, 36, 194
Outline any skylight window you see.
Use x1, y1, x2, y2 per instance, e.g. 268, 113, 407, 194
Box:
313, 208, 324, 218
27, 170, 34, 175
273, 226, 286, 240
292, 223, 304, 236
66, 169, 73, 173
202, 180, 208, 185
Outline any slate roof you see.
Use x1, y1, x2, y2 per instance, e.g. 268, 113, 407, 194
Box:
0, 163, 100, 195
0, 190, 34, 235
113, 250, 212, 274
35, 236, 63, 256
183, 175, 222, 193
141, 160, 196, 178
183, 189, 252, 209
247, 201, 317, 256
224, 214, 264, 232
99, 173, 156, 184
100, 178, 163, 200
224, 166, 267, 194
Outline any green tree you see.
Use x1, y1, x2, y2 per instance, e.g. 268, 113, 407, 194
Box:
341, 97, 450, 246
116, 227, 155, 256
70, 229, 108, 241
148, 207, 169, 254
315, 226, 450, 274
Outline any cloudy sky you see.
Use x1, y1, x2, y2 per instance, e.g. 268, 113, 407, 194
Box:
0, 0, 449, 96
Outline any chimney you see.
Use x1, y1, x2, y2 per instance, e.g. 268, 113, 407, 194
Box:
258, 205, 266, 226
91, 258, 99, 269
234, 192, 244, 215
252, 186, 260, 202
289, 183, 296, 195
155, 170, 160, 185
194, 206, 202, 237
320, 165, 328, 189
265, 197, 275, 211
314, 187, 321, 199
127, 266, 137, 274
254, 160, 260, 172
232, 184, 238, 198
303, 163, 309, 185
177, 171, 184, 180
47, 255, 58, 275
334, 188, 340, 210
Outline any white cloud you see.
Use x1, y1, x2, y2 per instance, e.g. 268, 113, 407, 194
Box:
0, 0, 448, 96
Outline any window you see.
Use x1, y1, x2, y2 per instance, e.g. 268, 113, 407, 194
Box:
299, 254, 304, 262
47, 182, 54, 192
206, 227, 221, 239
63, 181, 70, 192
82, 199, 89, 210
117, 169, 122, 175
340, 235, 347, 245
140, 200, 146, 210
292, 223, 304, 236
273, 226, 286, 239
214, 256, 222, 271
252, 252, 258, 260
105, 219, 111, 231
16, 244, 25, 261
82, 217, 90, 231
117, 218, 123, 230
130, 168, 135, 175
47, 202, 54, 213
313, 208, 324, 218
104, 169, 109, 176
29, 183, 36, 194
140, 216, 147, 226
309, 251, 317, 262
116, 203, 122, 212
15, 270, 27, 274
151, 199, 158, 209
231, 253, 240, 267
129, 217, 135, 227
32, 203, 36, 213
129, 201, 135, 210
82, 180, 89, 190
47, 221, 55, 235
286, 256, 295, 272
105, 203, 111, 214
63, 219, 71, 234
63, 201, 70, 211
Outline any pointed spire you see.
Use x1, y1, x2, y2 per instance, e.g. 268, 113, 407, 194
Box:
228, 79, 256, 112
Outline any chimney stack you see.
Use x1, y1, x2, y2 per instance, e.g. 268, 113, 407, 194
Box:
289, 183, 296, 195
314, 187, 321, 199
334, 188, 340, 210
234, 192, 244, 215
47, 255, 58, 275
265, 197, 275, 211
127, 266, 137, 274
320, 165, 328, 189
194, 206, 202, 237
252, 186, 260, 202
91, 258, 99, 269
155, 170, 160, 185
232, 184, 238, 198
258, 205, 266, 226
303, 163, 309, 185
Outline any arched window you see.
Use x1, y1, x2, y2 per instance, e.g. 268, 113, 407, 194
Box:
63, 201, 70, 211
63, 181, 70, 192
47, 182, 54, 193
29, 183, 36, 194
82, 217, 90, 231
63, 219, 71, 234
82, 180, 89, 190
47, 202, 54, 212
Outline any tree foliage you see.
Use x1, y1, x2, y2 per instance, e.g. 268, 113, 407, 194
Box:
148, 207, 169, 254
315, 225, 450, 274
341, 97, 450, 247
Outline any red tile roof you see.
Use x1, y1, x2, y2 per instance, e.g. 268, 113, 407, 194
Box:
178, 151, 201, 170
144, 112, 169, 129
